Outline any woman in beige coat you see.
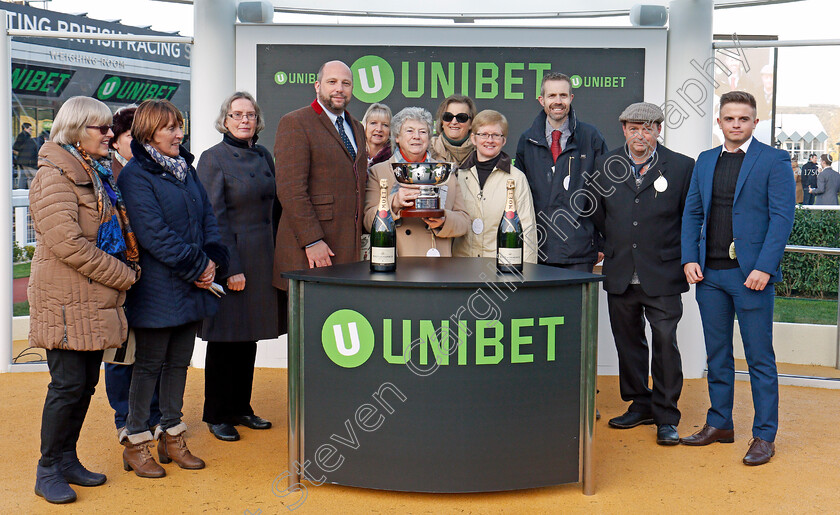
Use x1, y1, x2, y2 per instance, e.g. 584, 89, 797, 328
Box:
365, 107, 469, 257
453, 110, 537, 263
29, 96, 139, 504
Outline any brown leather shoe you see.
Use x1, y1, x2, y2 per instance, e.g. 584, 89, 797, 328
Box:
743, 437, 775, 466
679, 424, 735, 446
123, 440, 166, 478
158, 432, 205, 470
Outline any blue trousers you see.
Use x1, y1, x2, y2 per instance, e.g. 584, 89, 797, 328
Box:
104, 363, 161, 430
696, 267, 779, 441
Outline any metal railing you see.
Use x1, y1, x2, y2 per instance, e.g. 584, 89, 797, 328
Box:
784, 244, 840, 369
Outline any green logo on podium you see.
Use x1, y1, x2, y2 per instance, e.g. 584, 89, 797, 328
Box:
322, 309, 375, 368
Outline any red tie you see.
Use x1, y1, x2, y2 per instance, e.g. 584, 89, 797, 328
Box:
551, 130, 562, 162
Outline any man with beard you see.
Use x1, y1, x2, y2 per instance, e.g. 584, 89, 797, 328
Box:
588, 103, 694, 445
273, 60, 368, 290
515, 72, 608, 271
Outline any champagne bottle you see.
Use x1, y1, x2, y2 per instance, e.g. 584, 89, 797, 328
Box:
370, 178, 397, 272
497, 179, 523, 273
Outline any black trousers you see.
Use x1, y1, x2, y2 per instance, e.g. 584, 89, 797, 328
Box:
127, 323, 197, 435
607, 284, 683, 425
545, 262, 596, 273
40, 349, 104, 467
203, 341, 257, 424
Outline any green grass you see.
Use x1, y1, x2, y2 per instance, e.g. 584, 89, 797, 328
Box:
774, 297, 837, 325
13, 301, 29, 317
13, 262, 30, 279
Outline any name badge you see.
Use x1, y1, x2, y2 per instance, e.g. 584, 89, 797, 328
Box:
426, 248, 441, 257
654, 175, 668, 193
563, 175, 571, 191
729, 241, 737, 260
472, 218, 484, 234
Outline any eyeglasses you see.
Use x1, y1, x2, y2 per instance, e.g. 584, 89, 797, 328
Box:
475, 132, 505, 141
442, 112, 471, 123
227, 113, 257, 121
86, 125, 112, 135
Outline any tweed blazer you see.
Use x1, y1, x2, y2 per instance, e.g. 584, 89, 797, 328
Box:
273, 100, 367, 289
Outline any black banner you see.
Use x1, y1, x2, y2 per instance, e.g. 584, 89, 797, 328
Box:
257, 44, 646, 154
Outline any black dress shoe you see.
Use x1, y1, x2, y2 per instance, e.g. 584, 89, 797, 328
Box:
233, 415, 272, 430
656, 424, 680, 446
680, 424, 734, 446
208, 423, 240, 441
608, 410, 654, 429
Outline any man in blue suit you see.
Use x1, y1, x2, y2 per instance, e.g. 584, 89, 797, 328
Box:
680, 91, 795, 466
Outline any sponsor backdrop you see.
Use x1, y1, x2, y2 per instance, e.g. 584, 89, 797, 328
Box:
301, 281, 583, 492
257, 45, 645, 156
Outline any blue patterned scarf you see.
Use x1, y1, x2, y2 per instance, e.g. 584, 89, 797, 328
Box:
143, 142, 188, 182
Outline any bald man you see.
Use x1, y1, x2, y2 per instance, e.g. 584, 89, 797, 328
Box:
273, 60, 368, 289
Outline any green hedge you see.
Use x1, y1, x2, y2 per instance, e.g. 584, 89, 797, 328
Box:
777, 208, 840, 298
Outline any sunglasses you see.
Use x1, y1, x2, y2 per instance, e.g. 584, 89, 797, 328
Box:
442, 112, 471, 123
86, 125, 112, 135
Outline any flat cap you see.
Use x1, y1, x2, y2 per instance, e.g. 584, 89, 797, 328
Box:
619, 102, 664, 124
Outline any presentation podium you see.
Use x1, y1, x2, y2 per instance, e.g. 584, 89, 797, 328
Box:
283, 257, 601, 494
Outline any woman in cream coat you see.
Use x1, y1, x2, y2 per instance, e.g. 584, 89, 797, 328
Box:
364, 107, 469, 257
453, 110, 537, 263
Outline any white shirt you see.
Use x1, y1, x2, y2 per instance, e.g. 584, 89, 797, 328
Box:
721, 135, 753, 155
317, 99, 357, 153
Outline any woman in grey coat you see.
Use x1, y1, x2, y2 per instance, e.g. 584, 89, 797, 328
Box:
197, 92, 280, 441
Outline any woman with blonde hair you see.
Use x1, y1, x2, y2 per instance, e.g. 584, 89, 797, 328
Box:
29, 96, 140, 503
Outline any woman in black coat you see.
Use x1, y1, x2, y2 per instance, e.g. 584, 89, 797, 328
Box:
117, 99, 229, 478
197, 92, 280, 442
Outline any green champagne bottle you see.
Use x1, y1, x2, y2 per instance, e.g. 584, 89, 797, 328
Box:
497, 178, 523, 273
370, 178, 396, 272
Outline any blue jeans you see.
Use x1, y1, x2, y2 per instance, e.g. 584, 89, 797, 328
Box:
104, 363, 161, 430
127, 323, 198, 435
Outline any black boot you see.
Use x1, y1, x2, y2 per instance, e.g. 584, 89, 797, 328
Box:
60, 450, 107, 486
35, 463, 77, 504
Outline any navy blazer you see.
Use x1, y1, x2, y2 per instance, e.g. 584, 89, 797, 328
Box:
681, 138, 795, 283
117, 139, 229, 328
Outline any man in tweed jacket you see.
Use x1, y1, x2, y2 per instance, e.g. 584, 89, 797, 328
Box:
273, 60, 368, 289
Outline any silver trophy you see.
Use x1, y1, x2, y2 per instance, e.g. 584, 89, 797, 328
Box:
391, 162, 453, 217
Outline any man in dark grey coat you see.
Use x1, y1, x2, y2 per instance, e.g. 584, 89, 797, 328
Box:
588, 103, 694, 446
809, 154, 840, 206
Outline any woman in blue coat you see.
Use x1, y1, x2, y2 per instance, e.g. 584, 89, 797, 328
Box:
116, 99, 229, 478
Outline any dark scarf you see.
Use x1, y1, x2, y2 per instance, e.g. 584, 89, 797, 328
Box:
64, 144, 139, 266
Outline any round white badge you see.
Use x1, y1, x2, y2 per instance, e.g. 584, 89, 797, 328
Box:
426, 248, 441, 257
563, 175, 571, 191
654, 175, 668, 193
472, 218, 484, 235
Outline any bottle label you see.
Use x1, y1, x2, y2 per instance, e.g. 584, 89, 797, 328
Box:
498, 247, 522, 265
371, 247, 395, 264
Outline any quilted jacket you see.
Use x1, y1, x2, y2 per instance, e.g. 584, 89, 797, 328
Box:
28, 142, 138, 351
117, 139, 229, 329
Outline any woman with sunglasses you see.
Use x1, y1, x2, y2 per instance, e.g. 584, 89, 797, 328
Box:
29, 96, 140, 503
117, 99, 229, 478
196, 92, 279, 442
431, 95, 477, 167
365, 106, 469, 257
453, 110, 537, 263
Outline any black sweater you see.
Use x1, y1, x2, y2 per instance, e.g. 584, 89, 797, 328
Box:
706, 151, 745, 269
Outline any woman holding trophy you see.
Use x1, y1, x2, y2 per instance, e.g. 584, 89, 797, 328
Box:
364, 107, 469, 257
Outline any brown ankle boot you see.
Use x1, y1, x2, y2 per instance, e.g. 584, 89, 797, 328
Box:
158, 428, 205, 470
122, 434, 166, 478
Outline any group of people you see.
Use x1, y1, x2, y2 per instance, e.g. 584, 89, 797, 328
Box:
29, 93, 279, 504
797, 153, 839, 205
272, 60, 795, 471
27, 57, 796, 504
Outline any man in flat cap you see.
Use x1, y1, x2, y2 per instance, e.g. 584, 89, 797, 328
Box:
587, 102, 695, 445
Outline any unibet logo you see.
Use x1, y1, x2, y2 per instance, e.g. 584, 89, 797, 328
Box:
274, 71, 288, 85
351, 55, 395, 103
321, 309, 375, 368
97, 76, 121, 99
570, 75, 582, 88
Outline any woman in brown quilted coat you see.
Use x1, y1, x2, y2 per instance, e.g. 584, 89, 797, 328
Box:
28, 96, 140, 504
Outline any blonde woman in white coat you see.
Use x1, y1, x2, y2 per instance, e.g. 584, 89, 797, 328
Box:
453, 110, 537, 263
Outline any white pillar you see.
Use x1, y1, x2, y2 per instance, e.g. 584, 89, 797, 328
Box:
664, 0, 713, 379
191, 0, 237, 160
665, 0, 714, 157
1, 12, 13, 372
